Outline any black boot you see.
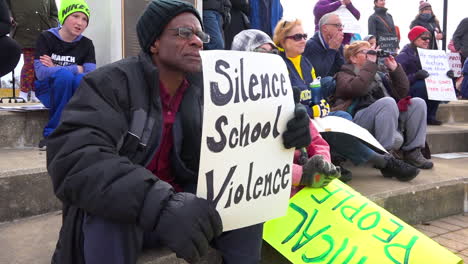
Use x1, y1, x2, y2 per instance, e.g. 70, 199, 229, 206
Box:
380, 155, 420, 181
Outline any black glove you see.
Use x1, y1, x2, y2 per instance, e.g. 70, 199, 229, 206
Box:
301, 155, 341, 188
283, 103, 311, 149
446, 70, 455, 79
155, 192, 223, 263
414, 69, 430, 80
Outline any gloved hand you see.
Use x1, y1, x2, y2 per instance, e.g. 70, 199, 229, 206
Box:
301, 155, 341, 188
283, 103, 311, 149
397, 96, 412, 112
310, 99, 330, 118
447, 70, 455, 79
414, 69, 430, 80
155, 192, 223, 263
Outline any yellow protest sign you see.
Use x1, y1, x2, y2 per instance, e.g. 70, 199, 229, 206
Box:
263, 180, 463, 264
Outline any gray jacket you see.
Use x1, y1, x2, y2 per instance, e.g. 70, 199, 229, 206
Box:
7, 0, 58, 48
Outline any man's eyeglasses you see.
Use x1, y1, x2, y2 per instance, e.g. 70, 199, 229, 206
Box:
285, 33, 308, 41
420, 37, 431, 41
253, 47, 279, 54
326, 23, 345, 29
168, 27, 210, 43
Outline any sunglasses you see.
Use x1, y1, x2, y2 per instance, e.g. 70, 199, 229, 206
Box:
253, 47, 279, 54
326, 23, 345, 29
167, 27, 211, 43
420, 37, 431, 41
285, 33, 308, 41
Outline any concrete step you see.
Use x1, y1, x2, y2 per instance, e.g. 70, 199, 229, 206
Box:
0, 110, 47, 148
0, 158, 466, 264
427, 122, 468, 154
437, 100, 468, 123
0, 212, 220, 264
0, 149, 60, 222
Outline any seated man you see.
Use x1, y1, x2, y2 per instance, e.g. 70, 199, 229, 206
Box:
46, 1, 312, 263
34, 0, 95, 148
332, 41, 433, 169
303, 13, 345, 77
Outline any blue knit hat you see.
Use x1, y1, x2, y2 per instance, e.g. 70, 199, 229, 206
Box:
136, 0, 202, 53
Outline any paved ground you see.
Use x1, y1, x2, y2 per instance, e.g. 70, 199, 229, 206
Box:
414, 214, 468, 263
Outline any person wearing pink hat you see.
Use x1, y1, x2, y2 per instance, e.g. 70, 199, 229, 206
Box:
396, 26, 453, 126
410, 1, 443, 50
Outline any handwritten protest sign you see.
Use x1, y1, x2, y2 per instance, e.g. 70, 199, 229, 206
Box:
311, 116, 387, 154
378, 35, 399, 52
197, 50, 295, 231
418, 48, 457, 101
264, 180, 463, 264
447, 52, 462, 77
333, 5, 360, 34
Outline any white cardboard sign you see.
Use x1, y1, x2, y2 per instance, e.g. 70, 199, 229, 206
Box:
311, 116, 387, 154
418, 48, 457, 101
197, 50, 295, 231
333, 5, 361, 34
447, 52, 462, 77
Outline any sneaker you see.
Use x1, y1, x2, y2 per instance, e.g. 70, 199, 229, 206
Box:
19, 91, 28, 102
38, 138, 47, 151
30, 91, 40, 103
380, 155, 420, 181
339, 166, 352, 183
403, 148, 434, 169
427, 119, 442, 126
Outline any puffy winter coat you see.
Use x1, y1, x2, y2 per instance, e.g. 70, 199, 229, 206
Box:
47, 52, 204, 263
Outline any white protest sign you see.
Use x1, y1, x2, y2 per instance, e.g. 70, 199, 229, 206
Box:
333, 5, 360, 34
197, 50, 295, 231
447, 52, 462, 77
418, 48, 457, 101
311, 116, 387, 154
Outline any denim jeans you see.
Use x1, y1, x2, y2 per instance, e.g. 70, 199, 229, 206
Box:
203, 10, 225, 50
35, 69, 84, 137
322, 111, 376, 165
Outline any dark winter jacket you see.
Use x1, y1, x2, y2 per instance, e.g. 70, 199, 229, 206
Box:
0, 0, 11, 36
280, 52, 315, 116
47, 52, 204, 263
332, 62, 409, 115
303, 31, 345, 78
6, 0, 58, 48
224, 0, 250, 49
453, 17, 468, 57
395, 44, 423, 85
410, 14, 443, 50
313, 0, 360, 45
368, 7, 398, 49
203, 0, 232, 19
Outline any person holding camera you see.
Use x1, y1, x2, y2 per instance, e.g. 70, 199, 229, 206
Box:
331, 41, 433, 170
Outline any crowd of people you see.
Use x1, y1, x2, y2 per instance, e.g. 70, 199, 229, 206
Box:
0, 0, 467, 263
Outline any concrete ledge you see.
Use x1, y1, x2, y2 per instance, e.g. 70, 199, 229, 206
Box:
0, 149, 60, 222
348, 157, 468, 224
0, 111, 48, 148
437, 101, 468, 123
426, 123, 468, 153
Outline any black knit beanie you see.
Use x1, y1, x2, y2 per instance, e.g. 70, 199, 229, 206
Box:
137, 0, 202, 53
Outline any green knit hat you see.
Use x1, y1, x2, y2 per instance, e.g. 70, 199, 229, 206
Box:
58, 0, 90, 25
